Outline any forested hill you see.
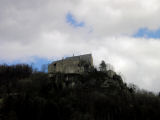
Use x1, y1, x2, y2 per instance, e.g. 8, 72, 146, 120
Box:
0, 64, 160, 120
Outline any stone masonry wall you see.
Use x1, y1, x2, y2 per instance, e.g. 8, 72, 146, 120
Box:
48, 54, 93, 74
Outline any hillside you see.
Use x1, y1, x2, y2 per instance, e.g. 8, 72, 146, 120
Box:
0, 64, 160, 120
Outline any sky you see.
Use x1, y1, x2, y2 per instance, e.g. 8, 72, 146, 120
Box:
0, 0, 160, 92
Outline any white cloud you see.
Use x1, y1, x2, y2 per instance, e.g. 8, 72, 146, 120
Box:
0, 0, 160, 92
70, 0, 160, 35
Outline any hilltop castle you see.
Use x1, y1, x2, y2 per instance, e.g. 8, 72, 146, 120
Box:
48, 54, 93, 75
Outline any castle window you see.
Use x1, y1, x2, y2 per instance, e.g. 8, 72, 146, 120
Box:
54, 63, 56, 67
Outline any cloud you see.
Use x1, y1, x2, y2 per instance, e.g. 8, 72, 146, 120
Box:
68, 0, 160, 36
0, 0, 160, 92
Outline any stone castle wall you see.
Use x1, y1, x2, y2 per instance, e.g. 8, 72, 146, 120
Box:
48, 54, 93, 74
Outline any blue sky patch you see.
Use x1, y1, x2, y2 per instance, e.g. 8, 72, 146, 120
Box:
66, 13, 85, 27
30, 57, 51, 72
133, 28, 160, 39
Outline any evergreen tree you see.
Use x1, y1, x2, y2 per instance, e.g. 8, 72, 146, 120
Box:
99, 60, 107, 71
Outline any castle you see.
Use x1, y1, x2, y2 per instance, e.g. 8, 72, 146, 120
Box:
48, 54, 93, 75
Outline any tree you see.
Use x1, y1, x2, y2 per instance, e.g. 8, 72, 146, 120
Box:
128, 83, 139, 93
99, 60, 107, 72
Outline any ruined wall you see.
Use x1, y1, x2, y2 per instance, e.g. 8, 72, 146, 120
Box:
48, 54, 93, 74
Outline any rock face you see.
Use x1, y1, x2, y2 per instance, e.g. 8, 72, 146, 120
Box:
48, 54, 93, 75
